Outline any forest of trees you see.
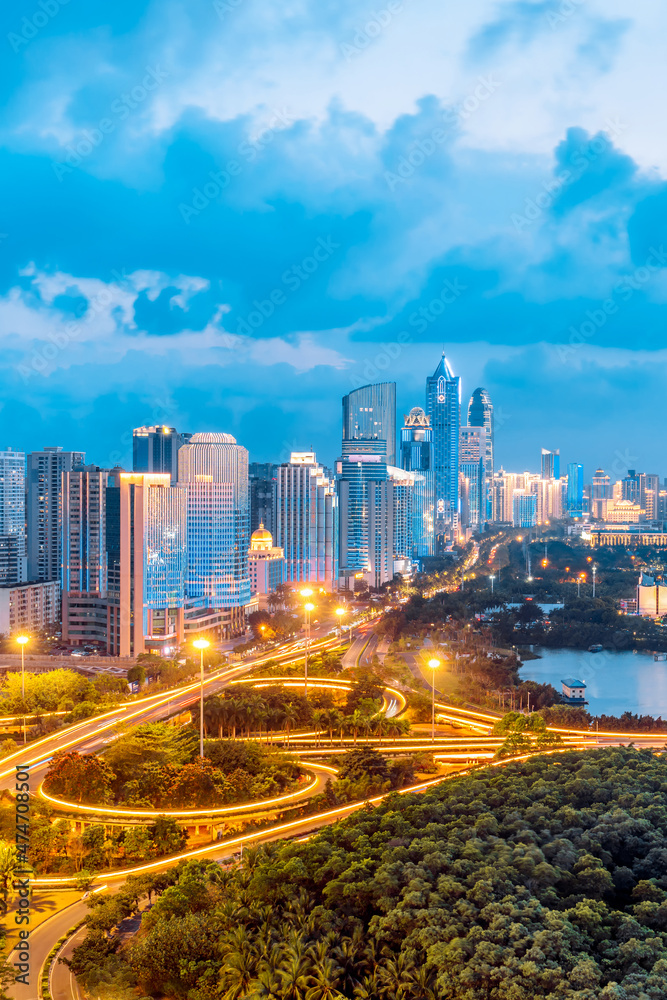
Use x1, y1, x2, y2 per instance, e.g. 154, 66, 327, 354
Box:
67, 747, 667, 999
43, 722, 304, 810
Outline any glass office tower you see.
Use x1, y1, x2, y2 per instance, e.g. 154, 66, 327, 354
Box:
178, 432, 251, 609
342, 382, 396, 468
567, 463, 584, 517
400, 407, 434, 558
426, 354, 460, 551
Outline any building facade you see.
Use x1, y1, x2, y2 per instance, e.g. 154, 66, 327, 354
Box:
248, 524, 285, 603
467, 387, 494, 518
0, 448, 26, 586
132, 426, 190, 481
27, 447, 85, 584
426, 354, 460, 550
0, 580, 60, 637
541, 449, 560, 480
177, 432, 251, 626
459, 426, 486, 530
567, 463, 584, 517
400, 407, 434, 558
119, 473, 187, 656
275, 452, 338, 590
249, 462, 277, 535
342, 383, 396, 468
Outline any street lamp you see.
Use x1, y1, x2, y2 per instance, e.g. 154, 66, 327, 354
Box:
193, 638, 210, 758
592, 564, 597, 599
489, 575, 496, 595
428, 658, 440, 743
16, 635, 29, 745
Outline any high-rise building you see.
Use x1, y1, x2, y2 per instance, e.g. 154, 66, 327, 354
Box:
513, 492, 537, 528
27, 447, 85, 584
0, 581, 60, 637
459, 427, 486, 530
590, 468, 613, 520
132, 425, 190, 481
541, 449, 560, 480
342, 383, 396, 468
467, 387, 494, 517
249, 462, 277, 535
275, 452, 338, 590
567, 463, 584, 517
177, 433, 251, 626
119, 473, 187, 656
0, 448, 26, 585
400, 407, 434, 558
61, 465, 119, 648
337, 441, 388, 585
426, 353, 460, 550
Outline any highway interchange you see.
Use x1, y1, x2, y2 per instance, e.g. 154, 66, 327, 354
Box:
4, 607, 667, 1000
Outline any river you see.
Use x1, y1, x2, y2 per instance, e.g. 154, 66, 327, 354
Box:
519, 647, 667, 718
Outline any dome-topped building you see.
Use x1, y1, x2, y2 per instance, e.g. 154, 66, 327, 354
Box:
248, 524, 285, 605
250, 522, 273, 552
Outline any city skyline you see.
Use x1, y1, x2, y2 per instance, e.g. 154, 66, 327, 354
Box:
2, 4, 667, 474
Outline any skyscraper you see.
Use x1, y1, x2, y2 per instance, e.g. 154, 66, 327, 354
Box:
591, 468, 613, 520
275, 452, 338, 590
541, 449, 560, 480
459, 427, 486, 530
467, 388, 494, 513
342, 383, 396, 467
61, 465, 116, 647
337, 440, 388, 586
249, 462, 277, 535
567, 463, 584, 517
133, 425, 189, 481
0, 448, 26, 585
177, 433, 251, 626
400, 407, 434, 558
27, 446, 85, 583
119, 473, 187, 656
426, 353, 460, 551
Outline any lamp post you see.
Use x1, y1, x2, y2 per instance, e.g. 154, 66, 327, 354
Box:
300, 589, 314, 697
592, 565, 597, 599
428, 658, 440, 743
489, 575, 496, 596
193, 638, 210, 758
16, 635, 29, 745
335, 606, 346, 640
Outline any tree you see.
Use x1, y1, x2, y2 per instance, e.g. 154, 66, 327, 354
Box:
126, 664, 145, 686
44, 751, 115, 804
150, 817, 187, 857
338, 748, 389, 783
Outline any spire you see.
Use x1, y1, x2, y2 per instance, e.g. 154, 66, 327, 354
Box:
431, 351, 455, 380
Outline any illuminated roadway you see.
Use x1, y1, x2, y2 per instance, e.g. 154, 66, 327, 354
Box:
6, 615, 667, 999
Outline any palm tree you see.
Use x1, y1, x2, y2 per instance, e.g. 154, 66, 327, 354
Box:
204, 695, 225, 738
248, 694, 267, 740
278, 952, 312, 1000
312, 709, 325, 748
225, 697, 242, 740
323, 709, 340, 745
374, 712, 388, 745
377, 950, 415, 999
281, 701, 299, 749
305, 957, 344, 1000
219, 946, 258, 1000
350, 710, 364, 744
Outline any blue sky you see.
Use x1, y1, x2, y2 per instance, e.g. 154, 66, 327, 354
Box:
1, 0, 665, 478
